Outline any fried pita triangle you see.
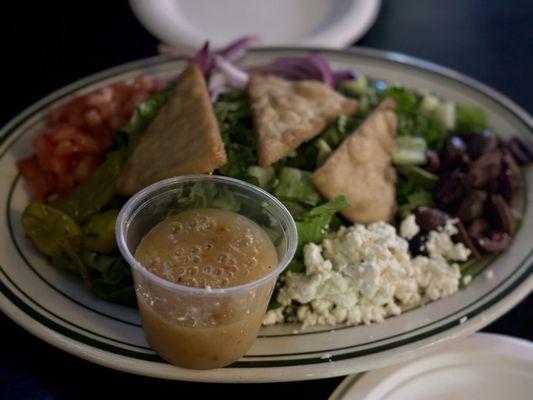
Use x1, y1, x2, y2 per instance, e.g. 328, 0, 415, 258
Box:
247, 74, 357, 166
117, 65, 227, 195
311, 99, 398, 223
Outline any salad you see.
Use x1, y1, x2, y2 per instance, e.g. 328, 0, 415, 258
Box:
17, 38, 532, 328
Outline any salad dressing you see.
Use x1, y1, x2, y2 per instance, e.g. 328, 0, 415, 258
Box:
134, 208, 278, 369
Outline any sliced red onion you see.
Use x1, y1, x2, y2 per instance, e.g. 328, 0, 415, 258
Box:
208, 72, 228, 102
164, 36, 357, 100
250, 53, 356, 87
332, 70, 356, 85
214, 55, 249, 88
218, 35, 260, 62
308, 53, 334, 87
190, 41, 215, 76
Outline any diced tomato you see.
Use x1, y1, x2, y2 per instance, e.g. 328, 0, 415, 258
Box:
17, 157, 55, 201
54, 172, 76, 196
18, 74, 160, 201
53, 140, 79, 157
33, 134, 55, 160
48, 155, 74, 176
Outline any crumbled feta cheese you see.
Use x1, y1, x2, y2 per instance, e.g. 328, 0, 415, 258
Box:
462, 274, 472, 285
400, 214, 420, 240
485, 269, 494, 280
266, 217, 470, 328
411, 256, 461, 300
426, 218, 470, 262
262, 307, 285, 325
303, 243, 332, 276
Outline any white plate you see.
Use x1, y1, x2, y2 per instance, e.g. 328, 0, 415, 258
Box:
0, 48, 532, 382
329, 333, 533, 400
129, 0, 381, 49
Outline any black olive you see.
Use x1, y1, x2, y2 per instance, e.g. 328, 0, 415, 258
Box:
409, 233, 428, 257
466, 129, 498, 159
414, 207, 450, 233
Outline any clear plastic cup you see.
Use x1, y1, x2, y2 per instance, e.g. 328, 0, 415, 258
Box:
116, 175, 297, 369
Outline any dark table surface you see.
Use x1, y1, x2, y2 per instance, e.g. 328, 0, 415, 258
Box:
1, 1, 532, 398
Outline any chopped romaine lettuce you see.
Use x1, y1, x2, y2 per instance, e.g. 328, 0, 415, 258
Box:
280, 199, 309, 220
247, 165, 276, 190
274, 167, 322, 206
295, 196, 349, 250
396, 165, 437, 219
174, 182, 241, 213
285, 116, 360, 170
380, 86, 417, 113
379, 86, 449, 151
122, 91, 169, 135
397, 165, 438, 189
213, 90, 259, 183
82, 251, 136, 306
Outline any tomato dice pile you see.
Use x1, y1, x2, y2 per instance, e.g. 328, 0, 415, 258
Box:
17, 76, 161, 201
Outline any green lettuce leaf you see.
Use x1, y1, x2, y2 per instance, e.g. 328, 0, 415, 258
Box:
380, 87, 449, 150
214, 90, 258, 182
274, 167, 322, 206
116, 91, 169, 148
174, 182, 241, 213
295, 196, 349, 250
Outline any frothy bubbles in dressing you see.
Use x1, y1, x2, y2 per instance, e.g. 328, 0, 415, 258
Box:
134, 208, 279, 289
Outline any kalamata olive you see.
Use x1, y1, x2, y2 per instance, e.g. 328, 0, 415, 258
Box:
467, 218, 489, 241
489, 194, 516, 235
425, 149, 440, 172
466, 129, 498, 159
468, 151, 502, 188
448, 136, 467, 152
441, 136, 470, 171
506, 137, 533, 165
477, 232, 512, 252
433, 170, 468, 206
455, 220, 481, 260
409, 232, 428, 257
414, 207, 450, 233
497, 151, 523, 203
456, 190, 487, 222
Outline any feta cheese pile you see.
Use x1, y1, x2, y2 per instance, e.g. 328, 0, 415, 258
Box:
263, 216, 470, 328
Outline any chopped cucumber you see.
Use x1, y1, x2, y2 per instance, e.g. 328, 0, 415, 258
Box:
435, 100, 456, 130
455, 104, 488, 133
338, 76, 368, 97
419, 94, 440, 117
393, 136, 428, 165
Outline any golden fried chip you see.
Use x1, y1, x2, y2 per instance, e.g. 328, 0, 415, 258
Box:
117, 65, 226, 195
311, 99, 397, 223
247, 74, 357, 166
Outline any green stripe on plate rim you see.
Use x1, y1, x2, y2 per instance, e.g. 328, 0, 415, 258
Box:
0, 47, 532, 368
